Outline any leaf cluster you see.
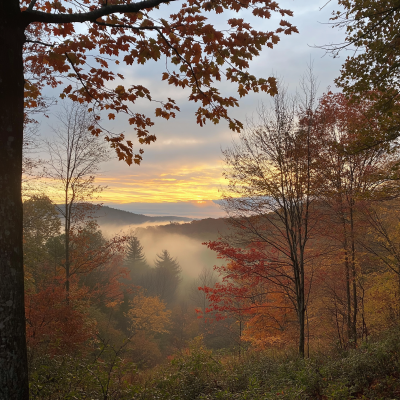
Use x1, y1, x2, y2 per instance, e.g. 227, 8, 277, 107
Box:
20, 0, 298, 164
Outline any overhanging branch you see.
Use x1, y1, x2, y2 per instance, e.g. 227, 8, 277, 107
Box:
64, 52, 100, 105
22, 0, 175, 25
27, 0, 38, 12
93, 20, 164, 31
25, 39, 54, 47
93, 20, 208, 101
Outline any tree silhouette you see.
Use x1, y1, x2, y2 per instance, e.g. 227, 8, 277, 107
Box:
148, 250, 181, 305
124, 234, 148, 281
44, 104, 109, 301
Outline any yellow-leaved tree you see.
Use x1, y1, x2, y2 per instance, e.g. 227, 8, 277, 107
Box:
127, 292, 171, 335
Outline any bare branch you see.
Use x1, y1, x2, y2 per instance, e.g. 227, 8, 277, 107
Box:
27, 0, 38, 12
64, 52, 100, 106
25, 39, 54, 47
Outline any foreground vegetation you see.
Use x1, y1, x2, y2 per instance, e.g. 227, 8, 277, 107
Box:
29, 331, 400, 399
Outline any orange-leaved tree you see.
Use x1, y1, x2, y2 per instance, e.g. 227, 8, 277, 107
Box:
1, 1, 298, 395
200, 240, 307, 352
67, 221, 128, 307
126, 291, 171, 335
219, 75, 322, 357
312, 91, 400, 345
25, 278, 95, 358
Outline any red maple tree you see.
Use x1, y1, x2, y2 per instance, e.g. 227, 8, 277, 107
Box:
25, 279, 95, 356
200, 240, 310, 349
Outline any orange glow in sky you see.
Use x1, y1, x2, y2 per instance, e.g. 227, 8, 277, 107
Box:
96, 163, 226, 203
36, 163, 227, 204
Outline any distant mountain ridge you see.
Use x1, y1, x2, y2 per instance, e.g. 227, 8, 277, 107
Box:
56, 204, 194, 226
94, 206, 194, 225
135, 217, 230, 241
55, 204, 231, 242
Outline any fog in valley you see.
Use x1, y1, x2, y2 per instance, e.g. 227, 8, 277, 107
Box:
98, 216, 226, 297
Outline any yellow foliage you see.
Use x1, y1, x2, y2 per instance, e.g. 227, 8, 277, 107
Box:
126, 293, 171, 334
363, 271, 398, 335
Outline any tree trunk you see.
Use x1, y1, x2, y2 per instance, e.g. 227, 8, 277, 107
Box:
0, 3, 29, 398
297, 262, 305, 358
65, 202, 70, 303
349, 202, 358, 346
342, 215, 352, 346
298, 298, 305, 358
344, 249, 352, 343
398, 266, 400, 318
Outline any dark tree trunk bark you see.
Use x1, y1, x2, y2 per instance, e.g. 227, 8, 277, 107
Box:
65, 202, 70, 303
398, 266, 400, 317
298, 282, 305, 358
341, 216, 353, 346
349, 201, 358, 346
344, 249, 352, 342
0, 2, 29, 399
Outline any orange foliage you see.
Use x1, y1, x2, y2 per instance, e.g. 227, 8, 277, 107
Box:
200, 241, 303, 348
20, 0, 298, 164
25, 221, 131, 355
25, 279, 95, 355
126, 292, 171, 334
68, 222, 130, 307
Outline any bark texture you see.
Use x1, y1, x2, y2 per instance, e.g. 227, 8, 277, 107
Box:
0, 1, 29, 398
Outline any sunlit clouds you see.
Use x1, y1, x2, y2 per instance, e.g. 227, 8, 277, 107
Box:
31, 0, 346, 219
97, 163, 227, 203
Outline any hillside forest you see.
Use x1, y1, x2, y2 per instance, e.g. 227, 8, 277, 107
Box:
22, 78, 400, 398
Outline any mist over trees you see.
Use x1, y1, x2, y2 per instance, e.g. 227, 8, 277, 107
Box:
123, 234, 149, 281
5, 0, 400, 397
14, 69, 400, 397
17, 85, 400, 397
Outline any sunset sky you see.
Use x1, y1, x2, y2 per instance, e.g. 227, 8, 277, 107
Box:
38, 0, 346, 219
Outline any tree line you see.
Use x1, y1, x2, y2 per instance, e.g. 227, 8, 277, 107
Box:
198, 73, 400, 358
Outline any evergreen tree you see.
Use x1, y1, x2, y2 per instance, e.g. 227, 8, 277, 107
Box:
115, 234, 150, 332
124, 235, 149, 281
150, 250, 182, 305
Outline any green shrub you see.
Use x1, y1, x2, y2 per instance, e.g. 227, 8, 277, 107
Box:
29, 351, 137, 399
30, 329, 400, 399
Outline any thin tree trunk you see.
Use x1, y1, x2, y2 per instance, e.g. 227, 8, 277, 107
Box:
342, 217, 352, 345
306, 307, 310, 358
297, 264, 306, 358
0, 3, 29, 398
359, 282, 368, 342
349, 202, 358, 345
298, 300, 305, 358
334, 296, 343, 348
397, 267, 400, 318
65, 201, 70, 303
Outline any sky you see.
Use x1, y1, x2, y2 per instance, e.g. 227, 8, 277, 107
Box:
37, 0, 348, 219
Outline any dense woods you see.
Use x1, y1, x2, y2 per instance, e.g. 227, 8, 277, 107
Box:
18, 84, 400, 399
3, 0, 400, 398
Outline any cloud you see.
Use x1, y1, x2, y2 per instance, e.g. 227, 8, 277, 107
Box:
34, 0, 346, 214
96, 164, 228, 203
